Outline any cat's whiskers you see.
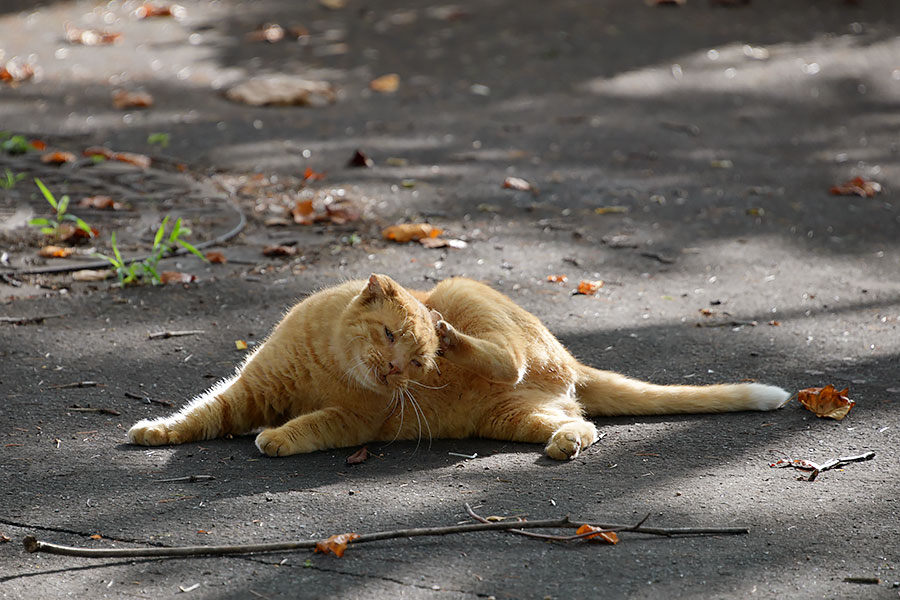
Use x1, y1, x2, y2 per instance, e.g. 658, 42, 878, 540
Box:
402, 386, 433, 452
408, 379, 449, 390
385, 388, 406, 444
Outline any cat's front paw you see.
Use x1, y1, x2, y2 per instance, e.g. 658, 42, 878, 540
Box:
128, 419, 182, 446
255, 428, 298, 457
545, 421, 599, 460
435, 319, 458, 353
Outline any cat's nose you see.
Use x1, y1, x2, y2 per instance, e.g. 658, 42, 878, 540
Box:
387, 362, 401, 375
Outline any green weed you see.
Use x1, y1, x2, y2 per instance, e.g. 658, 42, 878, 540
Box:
0, 168, 25, 189
28, 178, 94, 239
95, 216, 206, 286
0, 132, 33, 155
147, 132, 170, 149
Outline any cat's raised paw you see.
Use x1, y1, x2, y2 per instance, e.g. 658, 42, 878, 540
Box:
545, 421, 599, 460
128, 419, 181, 446
255, 428, 297, 457
435, 319, 458, 350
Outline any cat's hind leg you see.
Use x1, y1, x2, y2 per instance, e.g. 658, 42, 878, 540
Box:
476, 389, 598, 460
128, 375, 265, 446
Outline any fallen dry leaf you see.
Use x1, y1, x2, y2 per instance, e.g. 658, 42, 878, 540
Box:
225, 75, 336, 107
78, 196, 125, 210
72, 269, 112, 282
235, 340, 248, 350
314, 532, 360, 557
346, 446, 369, 465
0, 60, 35, 84
65, 25, 122, 46
112, 90, 154, 109
576, 280, 604, 295
30, 139, 47, 151
370, 73, 400, 93
58, 223, 98, 242
830, 176, 882, 198
0, 534, 11, 543
135, 3, 185, 18
291, 200, 316, 224
263, 245, 298, 257
246, 23, 285, 43
348, 149, 374, 168
797, 385, 855, 420
419, 237, 468, 249
160, 271, 196, 284
546, 274, 568, 284
89, 534, 102, 540
594, 206, 629, 215
382, 223, 442, 243
204, 251, 226, 264
83, 146, 151, 169
502, 176, 536, 193
39, 245, 75, 258
41, 151, 77, 164
575, 524, 619, 544
303, 166, 326, 182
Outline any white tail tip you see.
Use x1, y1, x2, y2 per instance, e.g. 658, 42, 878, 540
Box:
746, 383, 791, 411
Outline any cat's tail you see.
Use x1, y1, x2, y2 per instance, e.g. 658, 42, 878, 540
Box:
575, 365, 790, 417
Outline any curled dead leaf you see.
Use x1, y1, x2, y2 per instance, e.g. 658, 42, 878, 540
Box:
797, 385, 855, 420
41, 151, 77, 164
89, 534, 102, 540
382, 223, 442, 243
263, 245, 298, 257
303, 167, 326, 182
112, 90, 154, 109
82, 147, 151, 169
135, 3, 185, 18
72, 269, 112, 282
58, 223, 98, 242
546, 274, 568, 283
39, 245, 75, 258
502, 176, 536, 193
65, 25, 122, 45
419, 237, 467, 249
346, 446, 369, 465
314, 532, 361, 557
79, 196, 125, 210
576, 280, 604, 295
370, 73, 400, 93
575, 524, 619, 544
204, 251, 227, 264
0, 60, 35, 84
830, 176, 882, 198
160, 271, 196, 285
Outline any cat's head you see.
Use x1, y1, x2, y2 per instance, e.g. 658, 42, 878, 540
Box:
340, 274, 440, 392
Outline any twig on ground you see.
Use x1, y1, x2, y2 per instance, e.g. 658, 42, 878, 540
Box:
153, 475, 215, 483
22, 503, 749, 560
147, 330, 206, 340
770, 451, 875, 481
124, 391, 174, 407
0, 314, 64, 325
47, 381, 103, 390
67, 406, 121, 416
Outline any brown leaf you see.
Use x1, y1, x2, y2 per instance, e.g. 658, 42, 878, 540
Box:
382, 223, 442, 243
324, 204, 360, 225
159, 271, 196, 284
83, 147, 151, 169
65, 25, 122, 46
58, 223, 98, 242
235, 340, 248, 350
72, 269, 112, 282
41, 151, 77, 164
30, 139, 47, 151
346, 446, 369, 465
546, 274, 568, 283
576, 280, 603, 295
89, 534, 102, 540
314, 532, 361, 557
78, 196, 125, 210
39, 245, 75, 258
112, 90, 154, 109
135, 3, 185, 18
263, 245, 298, 257
0, 60, 35, 84
502, 176, 536, 193
303, 167, 326, 182
370, 73, 400, 93
204, 251, 227, 264
419, 237, 467, 249
594, 206, 629, 215
575, 524, 619, 544
797, 385, 855, 420
348, 149, 374, 168
830, 176, 882, 197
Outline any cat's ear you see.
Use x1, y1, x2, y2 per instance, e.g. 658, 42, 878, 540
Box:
360, 273, 396, 303
429, 310, 443, 325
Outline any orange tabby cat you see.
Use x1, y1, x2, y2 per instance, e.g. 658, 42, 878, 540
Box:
128, 274, 789, 459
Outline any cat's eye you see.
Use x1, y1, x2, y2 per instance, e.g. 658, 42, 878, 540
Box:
384, 326, 394, 343
411, 359, 422, 368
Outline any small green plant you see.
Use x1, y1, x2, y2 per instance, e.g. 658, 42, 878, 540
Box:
0, 132, 33, 155
95, 216, 206, 286
28, 178, 94, 239
0, 168, 25, 189
147, 132, 170, 149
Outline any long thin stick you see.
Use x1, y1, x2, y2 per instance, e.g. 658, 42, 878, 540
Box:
22, 505, 749, 559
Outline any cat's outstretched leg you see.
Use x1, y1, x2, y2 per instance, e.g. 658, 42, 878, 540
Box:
255, 407, 374, 457
435, 319, 525, 384
129, 376, 264, 446
476, 391, 599, 460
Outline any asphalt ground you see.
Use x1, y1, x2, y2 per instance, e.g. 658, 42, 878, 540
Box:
1, 1, 899, 598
